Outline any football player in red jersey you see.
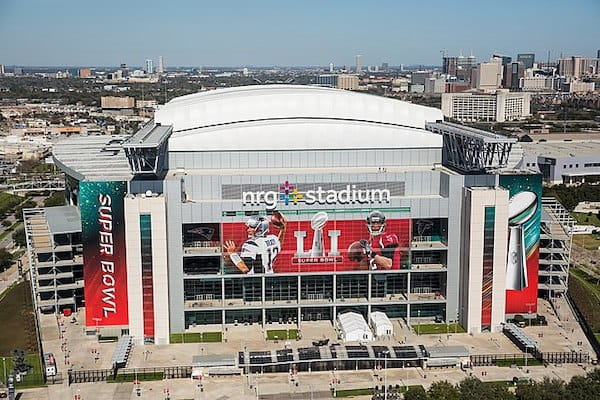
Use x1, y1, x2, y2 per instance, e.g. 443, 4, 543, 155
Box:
361, 211, 399, 270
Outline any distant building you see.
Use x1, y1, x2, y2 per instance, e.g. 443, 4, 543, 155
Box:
519, 75, 557, 92
457, 55, 477, 81
561, 80, 596, 93
411, 71, 431, 86
517, 53, 535, 69
502, 62, 524, 90
101, 96, 135, 110
14, 67, 23, 76
0, 64, 4, 75
315, 74, 338, 87
558, 56, 600, 78
471, 59, 502, 91
158, 56, 165, 74
492, 54, 512, 66
445, 82, 470, 93
443, 56, 458, 76
424, 77, 445, 93
381, 62, 388, 71
441, 91, 531, 122
78, 68, 92, 78
520, 140, 600, 185
355, 55, 362, 74
136, 99, 158, 109
337, 74, 359, 90
145, 59, 154, 75
329, 62, 334, 73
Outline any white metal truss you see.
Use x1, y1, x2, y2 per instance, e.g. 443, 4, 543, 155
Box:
425, 122, 517, 173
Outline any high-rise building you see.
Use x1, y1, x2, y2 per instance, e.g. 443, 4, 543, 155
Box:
381, 62, 389, 71
472, 60, 503, 91
517, 53, 535, 69
329, 63, 334, 73
145, 59, 154, 75
355, 55, 362, 74
442, 91, 531, 122
597, 50, 600, 59
14, 67, 23, 76
503, 62, 524, 90
443, 56, 458, 76
337, 74, 359, 90
558, 56, 600, 78
492, 54, 512, 66
158, 56, 165, 74
456, 55, 477, 82
0, 64, 4, 75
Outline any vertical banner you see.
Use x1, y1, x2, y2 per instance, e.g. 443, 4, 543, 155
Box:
80, 181, 129, 327
499, 174, 542, 315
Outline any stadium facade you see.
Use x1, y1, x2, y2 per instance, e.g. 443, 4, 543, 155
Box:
51, 85, 541, 345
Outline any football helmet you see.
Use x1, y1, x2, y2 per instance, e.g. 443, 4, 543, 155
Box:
246, 216, 269, 237
366, 211, 386, 235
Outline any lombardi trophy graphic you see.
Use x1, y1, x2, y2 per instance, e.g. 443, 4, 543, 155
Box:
310, 212, 328, 257
506, 191, 538, 291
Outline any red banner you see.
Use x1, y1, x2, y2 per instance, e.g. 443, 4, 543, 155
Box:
222, 212, 410, 274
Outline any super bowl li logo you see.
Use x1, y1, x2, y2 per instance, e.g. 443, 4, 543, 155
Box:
292, 211, 342, 264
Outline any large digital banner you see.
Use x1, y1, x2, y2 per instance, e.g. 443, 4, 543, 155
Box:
80, 181, 129, 327
221, 211, 410, 274
499, 174, 542, 315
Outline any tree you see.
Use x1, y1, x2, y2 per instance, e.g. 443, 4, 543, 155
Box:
515, 377, 565, 400
0, 249, 12, 272
43, 191, 66, 207
2, 219, 12, 227
405, 385, 429, 400
13, 227, 26, 248
14, 200, 36, 221
428, 381, 459, 400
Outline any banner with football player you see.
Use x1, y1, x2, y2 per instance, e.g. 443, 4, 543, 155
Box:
221, 211, 411, 274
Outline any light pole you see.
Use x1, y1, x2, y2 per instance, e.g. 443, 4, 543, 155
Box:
2, 357, 6, 384
383, 351, 389, 400
417, 310, 421, 336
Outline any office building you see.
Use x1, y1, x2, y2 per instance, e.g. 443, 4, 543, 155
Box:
558, 56, 600, 78
101, 96, 135, 110
442, 91, 531, 122
78, 68, 92, 78
47, 85, 542, 345
355, 55, 362, 74
337, 74, 359, 90
158, 56, 165, 74
145, 59, 154, 75
315, 74, 338, 87
443, 57, 458, 76
492, 54, 512, 66
503, 62, 524, 90
0, 64, 4, 75
517, 54, 535, 69
329, 63, 334, 73
561, 80, 596, 93
471, 60, 503, 91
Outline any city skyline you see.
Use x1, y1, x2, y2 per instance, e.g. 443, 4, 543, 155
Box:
0, 0, 598, 67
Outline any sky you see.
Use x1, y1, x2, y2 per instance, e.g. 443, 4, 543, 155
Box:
0, 0, 599, 67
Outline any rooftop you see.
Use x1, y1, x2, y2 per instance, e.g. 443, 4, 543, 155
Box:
521, 141, 600, 158
45, 206, 81, 234
53, 135, 132, 181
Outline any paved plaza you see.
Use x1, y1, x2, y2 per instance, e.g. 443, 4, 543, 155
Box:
23, 296, 597, 399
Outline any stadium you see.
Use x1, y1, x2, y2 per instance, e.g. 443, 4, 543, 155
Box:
46, 85, 540, 345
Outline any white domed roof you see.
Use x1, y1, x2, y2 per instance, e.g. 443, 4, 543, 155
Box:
156, 85, 443, 151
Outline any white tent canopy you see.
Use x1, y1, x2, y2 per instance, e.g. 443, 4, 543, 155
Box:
369, 312, 394, 338
337, 312, 373, 342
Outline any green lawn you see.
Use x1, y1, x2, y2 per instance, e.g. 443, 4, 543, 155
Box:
572, 234, 600, 251
411, 323, 465, 335
570, 268, 600, 299
495, 358, 543, 367
572, 212, 600, 227
170, 331, 222, 344
1, 353, 45, 388
266, 329, 298, 340
334, 385, 424, 397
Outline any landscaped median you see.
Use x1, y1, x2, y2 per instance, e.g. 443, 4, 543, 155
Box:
266, 329, 298, 340
170, 332, 222, 343
410, 323, 465, 335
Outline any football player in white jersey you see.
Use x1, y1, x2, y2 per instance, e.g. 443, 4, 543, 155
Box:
223, 212, 287, 274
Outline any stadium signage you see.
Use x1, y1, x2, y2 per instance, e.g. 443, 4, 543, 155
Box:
242, 182, 390, 210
